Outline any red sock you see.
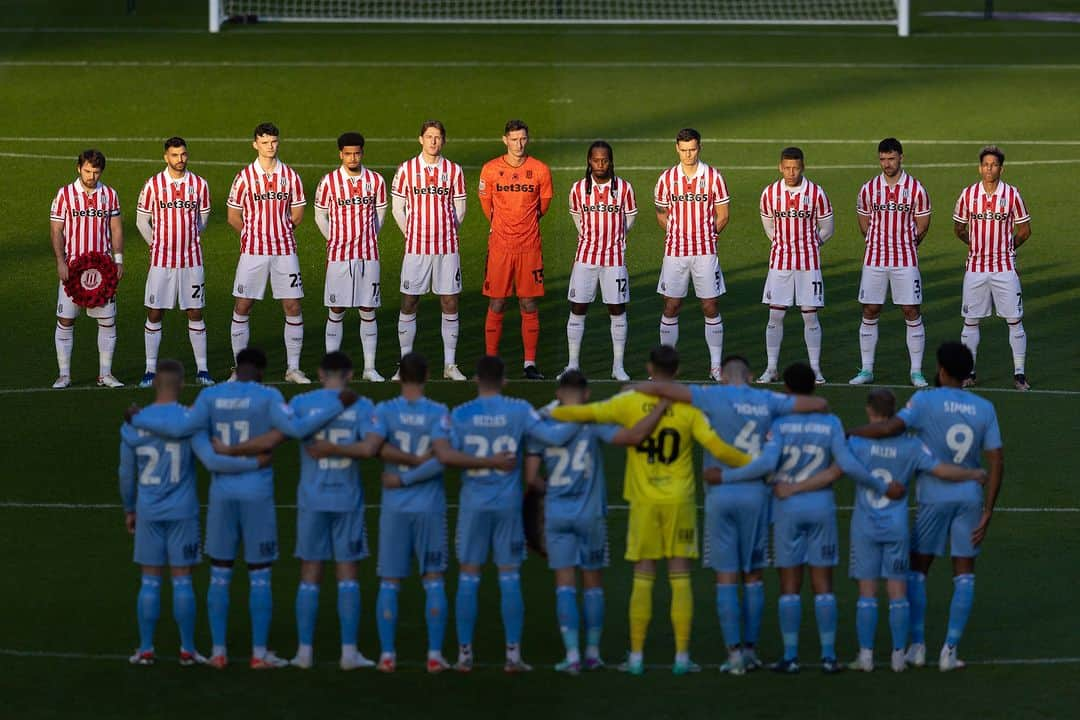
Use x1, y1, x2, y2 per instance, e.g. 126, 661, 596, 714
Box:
485, 309, 504, 356
521, 310, 540, 364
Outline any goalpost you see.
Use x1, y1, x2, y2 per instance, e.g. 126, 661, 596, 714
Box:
209, 0, 910, 36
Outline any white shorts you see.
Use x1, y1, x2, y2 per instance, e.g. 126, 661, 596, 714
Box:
145, 265, 206, 310
762, 268, 824, 308
56, 282, 117, 320
232, 253, 304, 300
962, 270, 1023, 319
568, 262, 629, 305
400, 253, 462, 296
656, 254, 725, 300
858, 265, 923, 306
324, 259, 381, 308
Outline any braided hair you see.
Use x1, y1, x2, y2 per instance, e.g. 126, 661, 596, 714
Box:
584, 140, 616, 197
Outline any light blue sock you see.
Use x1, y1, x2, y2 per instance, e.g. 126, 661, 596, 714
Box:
583, 587, 604, 650
207, 566, 232, 651
907, 571, 927, 645
715, 583, 741, 648
137, 575, 162, 653
172, 575, 197, 653
295, 582, 320, 647
455, 573, 481, 647
743, 581, 765, 647
423, 578, 448, 654
249, 568, 273, 652
888, 599, 910, 651
338, 580, 360, 648
856, 597, 878, 651
814, 593, 838, 659
376, 581, 400, 655
499, 571, 525, 646
555, 586, 580, 656
945, 574, 976, 647
778, 594, 801, 661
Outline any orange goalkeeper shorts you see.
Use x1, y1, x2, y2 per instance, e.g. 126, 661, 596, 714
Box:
482, 247, 545, 298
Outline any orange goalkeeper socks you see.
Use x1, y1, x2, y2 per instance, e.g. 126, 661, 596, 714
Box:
485, 309, 504, 357
521, 310, 540, 364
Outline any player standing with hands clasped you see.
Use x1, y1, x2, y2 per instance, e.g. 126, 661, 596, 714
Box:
479, 120, 554, 380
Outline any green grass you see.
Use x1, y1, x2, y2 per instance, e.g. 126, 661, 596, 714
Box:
2, 2, 1080, 718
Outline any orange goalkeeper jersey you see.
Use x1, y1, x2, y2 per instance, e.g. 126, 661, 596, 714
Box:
478, 155, 553, 252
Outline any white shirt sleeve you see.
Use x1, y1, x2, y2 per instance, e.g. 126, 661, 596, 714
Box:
760, 214, 775, 239
453, 197, 467, 227
570, 211, 583, 235
198, 209, 210, 233
314, 205, 331, 240
375, 204, 387, 234
817, 214, 835, 245
136, 210, 154, 246
624, 212, 636, 235
392, 194, 408, 234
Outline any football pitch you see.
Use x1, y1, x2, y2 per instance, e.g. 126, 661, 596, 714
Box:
2, 2, 1079, 718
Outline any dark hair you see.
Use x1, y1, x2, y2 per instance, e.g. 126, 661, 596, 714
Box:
77, 149, 106, 170
780, 146, 804, 162
675, 128, 701, 145
337, 132, 365, 150
320, 350, 353, 374
163, 137, 187, 151
584, 140, 616, 196
155, 358, 185, 378
648, 345, 680, 378
476, 355, 505, 385
937, 341, 975, 382
398, 352, 429, 384
420, 120, 446, 139
557, 369, 588, 391
878, 137, 903, 155
504, 119, 529, 135
721, 355, 750, 372
866, 388, 897, 418
783, 362, 816, 395
236, 347, 267, 370
979, 145, 1005, 165
253, 122, 280, 139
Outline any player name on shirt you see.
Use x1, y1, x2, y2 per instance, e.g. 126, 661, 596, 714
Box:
943, 400, 977, 416
396, 413, 427, 426
775, 420, 833, 435
214, 397, 252, 410
731, 402, 772, 417
869, 444, 898, 458
471, 414, 508, 427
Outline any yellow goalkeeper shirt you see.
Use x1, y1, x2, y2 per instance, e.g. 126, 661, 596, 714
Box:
551, 391, 750, 504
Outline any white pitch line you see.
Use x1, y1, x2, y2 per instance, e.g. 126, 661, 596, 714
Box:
2, 151, 1079, 175
3, 60, 1080, 70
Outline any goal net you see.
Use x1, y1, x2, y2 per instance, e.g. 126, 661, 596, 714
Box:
209, 1, 910, 35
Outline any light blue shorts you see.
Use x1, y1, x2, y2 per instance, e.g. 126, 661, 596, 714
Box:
205, 497, 278, 564
295, 508, 368, 562
377, 509, 448, 578
545, 515, 608, 571
703, 487, 769, 573
849, 520, 909, 580
772, 501, 838, 568
134, 517, 200, 567
912, 501, 982, 558
455, 507, 525, 567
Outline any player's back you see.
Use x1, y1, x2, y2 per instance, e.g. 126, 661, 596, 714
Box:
530, 422, 614, 522
376, 395, 449, 513
898, 387, 1001, 504
769, 412, 846, 510
120, 404, 199, 521
615, 391, 706, 505
480, 156, 552, 250
292, 388, 373, 512
197, 381, 284, 499
848, 434, 935, 534
692, 384, 793, 478
449, 394, 538, 510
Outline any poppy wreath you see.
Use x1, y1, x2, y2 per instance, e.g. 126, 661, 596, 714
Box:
63, 252, 119, 308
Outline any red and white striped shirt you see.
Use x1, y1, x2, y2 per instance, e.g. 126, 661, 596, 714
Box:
856, 172, 931, 267
392, 155, 467, 255
953, 181, 1030, 273
315, 167, 387, 261
759, 178, 832, 271
654, 163, 729, 257
226, 160, 306, 256
137, 170, 210, 268
569, 176, 638, 267
49, 180, 121, 260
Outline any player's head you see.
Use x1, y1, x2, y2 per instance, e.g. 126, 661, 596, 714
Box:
252, 122, 280, 160
935, 341, 974, 386
779, 146, 804, 187
586, 141, 615, 187
555, 369, 590, 405
646, 345, 680, 381
877, 137, 903, 177
979, 145, 1005, 184
475, 355, 505, 391
235, 347, 268, 382
419, 120, 446, 157
153, 358, 185, 398
782, 362, 816, 396
720, 355, 752, 385
337, 132, 365, 171
318, 351, 354, 387
397, 351, 429, 386
675, 128, 701, 166
77, 149, 106, 188
163, 137, 188, 174
865, 388, 897, 422
503, 119, 529, 158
